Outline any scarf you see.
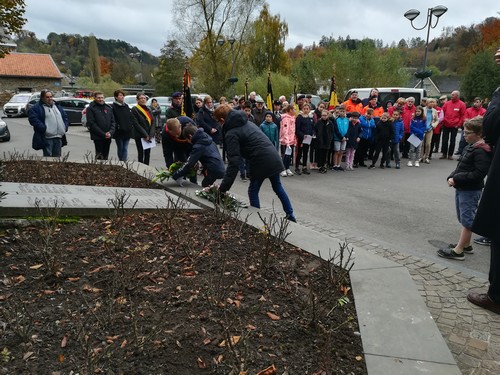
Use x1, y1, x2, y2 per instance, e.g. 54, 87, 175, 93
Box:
136, 104, 152, 125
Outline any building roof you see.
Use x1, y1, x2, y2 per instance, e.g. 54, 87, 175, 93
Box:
0, 52, 62, 79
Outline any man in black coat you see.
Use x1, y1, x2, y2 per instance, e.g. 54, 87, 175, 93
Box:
214, 104, 296, 222
468, 82, 500, 314
87, 91, 116, 160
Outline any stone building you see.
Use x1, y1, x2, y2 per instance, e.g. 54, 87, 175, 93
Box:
0, 52, 63, 99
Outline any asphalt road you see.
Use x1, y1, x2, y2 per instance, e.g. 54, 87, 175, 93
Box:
0, 113, 490, 279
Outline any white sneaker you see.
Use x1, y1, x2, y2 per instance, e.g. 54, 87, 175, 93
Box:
286, 169, 294, 176
407, 161, 413, 167
415, 161, 420, 167
280, 171, 287, 177
425, 159, 430, 164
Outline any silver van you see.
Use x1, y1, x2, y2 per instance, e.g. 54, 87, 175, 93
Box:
343, 87, 426, 108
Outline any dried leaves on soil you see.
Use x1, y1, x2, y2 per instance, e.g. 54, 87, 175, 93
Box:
0, 161, 367, 374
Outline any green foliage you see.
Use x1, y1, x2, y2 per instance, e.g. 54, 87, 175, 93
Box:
247, 3, 290, 75
233, 72, 294, 100
0, 0, 26, 57
155, 40, 186, 95
75, 75, 122, 97
88, 35, 101, 84
461, 48, 500, 101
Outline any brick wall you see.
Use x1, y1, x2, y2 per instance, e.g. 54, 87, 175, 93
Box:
0, 77, 62, 106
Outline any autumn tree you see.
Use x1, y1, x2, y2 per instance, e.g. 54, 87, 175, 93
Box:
461, 48, 500, 101
247, 3, 290, 74
0, 0, 26, 57
88, 35, 101, 84
173, 0, 264, 97
155, 39, 186, 95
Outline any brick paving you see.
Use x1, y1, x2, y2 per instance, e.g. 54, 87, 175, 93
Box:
284, 215, 500, 375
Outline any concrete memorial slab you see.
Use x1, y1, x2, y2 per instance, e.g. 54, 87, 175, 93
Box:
0, 182, 199, 217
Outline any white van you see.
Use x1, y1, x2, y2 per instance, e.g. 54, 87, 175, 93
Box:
343, 87, 426, 108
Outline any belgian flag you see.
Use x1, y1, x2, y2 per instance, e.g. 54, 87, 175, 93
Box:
328, 75, 338, 110
266, 70, 273, 110
181, 67, 194, 118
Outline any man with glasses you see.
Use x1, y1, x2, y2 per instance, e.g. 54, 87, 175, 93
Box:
86, 91, 116, 160
28, 90, 68, 157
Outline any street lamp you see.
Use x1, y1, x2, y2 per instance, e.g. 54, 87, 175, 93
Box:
216, 37, 238, 98
404, 5, 447, 88
129, 52, 144, 85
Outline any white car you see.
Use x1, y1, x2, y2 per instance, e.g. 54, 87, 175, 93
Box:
3, 93, 33, 117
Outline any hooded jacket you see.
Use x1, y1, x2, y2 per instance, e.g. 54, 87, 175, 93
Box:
447, 140, 492, 190
279, 112, 296, 146
220, 110, 284, 192
172, 128, 225, 180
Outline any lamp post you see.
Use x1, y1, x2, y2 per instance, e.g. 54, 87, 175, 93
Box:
216, 37, 238, 97
129, 52, 144, 85
404, 5, 447, 88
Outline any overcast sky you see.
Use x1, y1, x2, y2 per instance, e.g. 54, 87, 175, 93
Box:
22, 0, 498, 56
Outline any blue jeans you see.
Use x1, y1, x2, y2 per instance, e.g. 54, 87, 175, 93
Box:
248, 173, 294, 218
115, 137, 130, 161
43, 138, 62, 157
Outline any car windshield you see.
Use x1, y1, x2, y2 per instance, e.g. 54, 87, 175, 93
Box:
10, 95, 31, 103
124, 96, 138, 105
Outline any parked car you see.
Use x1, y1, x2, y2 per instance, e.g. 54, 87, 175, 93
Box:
104, 97, 114, 105
0, 118, 11, 142
26, 92, 42, 113
54, 97, 91, 126
3, 93, 35, 117
124, 95, 138, 108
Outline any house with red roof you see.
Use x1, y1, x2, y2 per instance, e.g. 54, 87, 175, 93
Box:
0, 52, 63, 94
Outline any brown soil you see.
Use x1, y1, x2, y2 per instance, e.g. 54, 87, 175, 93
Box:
0, 160, 367, 375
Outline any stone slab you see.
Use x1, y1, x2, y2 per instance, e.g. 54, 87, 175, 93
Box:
0, 182, 199, 217
351, 266, 456, 365
364, 354, 462, 375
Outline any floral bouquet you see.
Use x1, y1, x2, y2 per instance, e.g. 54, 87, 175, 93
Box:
195, 184, 248, 211
153, 161, 198, 183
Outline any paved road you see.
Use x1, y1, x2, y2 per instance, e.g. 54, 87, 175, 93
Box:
1, 113, 490, 279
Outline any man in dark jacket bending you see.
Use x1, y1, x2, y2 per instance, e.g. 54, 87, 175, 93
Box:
213, 104, 296, 222
172, 125, 225, 188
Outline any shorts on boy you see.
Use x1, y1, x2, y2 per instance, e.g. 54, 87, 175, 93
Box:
455, 190, 482, 228
334, 140, 347, 152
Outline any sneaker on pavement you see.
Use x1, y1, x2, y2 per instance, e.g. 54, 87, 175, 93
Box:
286, 169, 294, 176
437, 248, 465, 260
407, 161, 413, 167
448, 243, 474, 254
368, 164, 375, 169
473, 237, 491, 246
415, 161, 420, 167
396, 162, 400, 169
425, 158, 430, 164
280, 171, 287, 177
